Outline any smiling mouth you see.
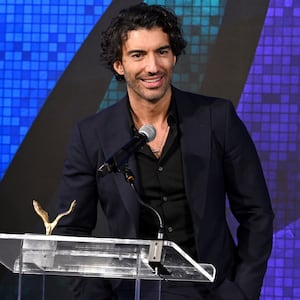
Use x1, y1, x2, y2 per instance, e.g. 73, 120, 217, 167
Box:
142, 76, 163, 83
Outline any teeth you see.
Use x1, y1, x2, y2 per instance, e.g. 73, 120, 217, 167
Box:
144, 78, 161, 83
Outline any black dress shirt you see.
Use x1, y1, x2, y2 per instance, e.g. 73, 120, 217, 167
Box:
132, 100, 197, 260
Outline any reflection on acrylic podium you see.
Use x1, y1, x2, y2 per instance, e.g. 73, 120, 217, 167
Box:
0, 233, 216, 300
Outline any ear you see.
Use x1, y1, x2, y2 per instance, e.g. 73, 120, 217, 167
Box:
173, 56, 177, 66
113, 60, 124, 75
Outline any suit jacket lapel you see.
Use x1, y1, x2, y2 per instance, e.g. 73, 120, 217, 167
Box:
99, 98, 140, 235
174, 88, 211, 219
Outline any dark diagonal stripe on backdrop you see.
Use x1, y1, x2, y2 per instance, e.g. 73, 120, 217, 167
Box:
200, 0, 270, 107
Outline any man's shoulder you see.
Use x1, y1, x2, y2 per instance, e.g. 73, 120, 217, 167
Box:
172, 86, 234, 109
78, 97, 127, 127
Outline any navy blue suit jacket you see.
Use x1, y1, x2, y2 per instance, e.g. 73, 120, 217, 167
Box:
56, 87, 274, 300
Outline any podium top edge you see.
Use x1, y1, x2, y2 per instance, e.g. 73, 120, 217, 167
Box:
0, 233, 175, 246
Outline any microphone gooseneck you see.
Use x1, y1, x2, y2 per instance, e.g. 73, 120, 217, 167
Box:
124, 168, 170, 276
123, 167, 164, 240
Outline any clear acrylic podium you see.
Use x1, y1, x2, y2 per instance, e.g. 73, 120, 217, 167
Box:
0, 233, 216, 300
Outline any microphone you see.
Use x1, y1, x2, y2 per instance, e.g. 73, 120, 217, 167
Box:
98, 124, 156, 176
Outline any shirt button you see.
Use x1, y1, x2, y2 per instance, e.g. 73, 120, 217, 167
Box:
162, 196, 168, 202
158, 166, 163, 172
167, 226, 173, 233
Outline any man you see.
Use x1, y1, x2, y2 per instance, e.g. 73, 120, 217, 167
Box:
55, 3, 274, 300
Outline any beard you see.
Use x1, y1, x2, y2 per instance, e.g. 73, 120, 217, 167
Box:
125, 73, 172, 104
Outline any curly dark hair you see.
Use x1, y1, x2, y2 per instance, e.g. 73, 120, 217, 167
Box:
100, 3, 187, 81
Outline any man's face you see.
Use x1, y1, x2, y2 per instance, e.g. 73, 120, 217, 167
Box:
113, 27, 176, 104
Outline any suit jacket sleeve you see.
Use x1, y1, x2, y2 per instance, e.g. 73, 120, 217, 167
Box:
54, 121, 99, 236
213, 100, 274, 300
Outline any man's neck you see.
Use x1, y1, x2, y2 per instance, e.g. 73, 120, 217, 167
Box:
128, 92, 172, 127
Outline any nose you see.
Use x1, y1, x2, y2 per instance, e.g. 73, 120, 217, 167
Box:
144, 53, 159, 74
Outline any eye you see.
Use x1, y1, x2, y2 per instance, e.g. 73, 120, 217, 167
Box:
130, 52, 144, 60
132, 53, 141, 58
158, 47, 171, 56
159, 49, 168, 54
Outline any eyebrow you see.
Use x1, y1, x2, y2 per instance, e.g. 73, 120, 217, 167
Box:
126, 45, 171, 56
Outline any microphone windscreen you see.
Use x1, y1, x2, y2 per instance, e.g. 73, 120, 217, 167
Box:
139, 124, 156, 142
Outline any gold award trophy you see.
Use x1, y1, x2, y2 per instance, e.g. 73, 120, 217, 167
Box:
33, 199, 77, 235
